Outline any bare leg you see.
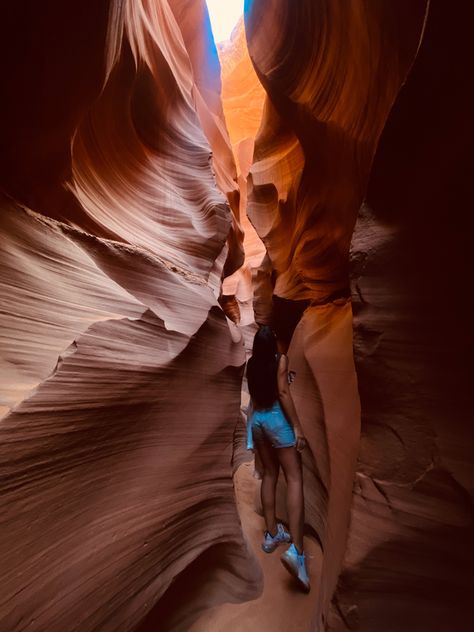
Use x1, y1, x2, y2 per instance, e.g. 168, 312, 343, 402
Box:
277, 447, 304, 552
255, 439, 280, 536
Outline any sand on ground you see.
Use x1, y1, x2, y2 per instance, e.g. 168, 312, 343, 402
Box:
190, 461, 322, 632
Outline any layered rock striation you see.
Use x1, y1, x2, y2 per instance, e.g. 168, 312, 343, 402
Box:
0, 2, 260, 630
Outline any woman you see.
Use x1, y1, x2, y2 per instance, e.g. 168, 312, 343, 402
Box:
246, 325, 310, 592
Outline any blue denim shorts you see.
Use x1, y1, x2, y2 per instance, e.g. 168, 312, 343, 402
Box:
246, 400, 296, 450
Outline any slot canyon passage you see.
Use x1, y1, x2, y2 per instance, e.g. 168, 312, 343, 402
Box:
0, 0, 473, 631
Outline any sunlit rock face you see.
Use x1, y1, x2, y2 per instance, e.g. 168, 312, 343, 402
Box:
0, 2, 260, 630
244, 0, 431, 628
218, 18, 266, 327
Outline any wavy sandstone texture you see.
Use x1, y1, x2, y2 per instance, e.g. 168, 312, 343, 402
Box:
0, 2, 260, 631
1, 1, 473, 631
244, 0, 439, 629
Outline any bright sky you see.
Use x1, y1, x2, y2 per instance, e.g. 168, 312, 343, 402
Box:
206, 0, 244, 43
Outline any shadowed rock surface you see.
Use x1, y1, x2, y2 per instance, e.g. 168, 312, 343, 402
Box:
334, 1, 474, 628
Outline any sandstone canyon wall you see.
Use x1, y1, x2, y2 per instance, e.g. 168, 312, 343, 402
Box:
242, 1, 469, 630
335, 0, 474, 629
0, 2, 261, 631
1, 0, 473, 631
218, 18, 267, 328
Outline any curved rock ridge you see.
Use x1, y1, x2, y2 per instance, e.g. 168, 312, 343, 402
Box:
217, 18, 266, 155
243, 0, 430, 628
72, 0, 238, 281
246, 0, 429, 304
166, 0, 247, 282
218, 18, 267, 326
0, 2, 262, 630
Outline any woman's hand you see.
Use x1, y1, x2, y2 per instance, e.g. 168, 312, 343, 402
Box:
295, 433, 306, 452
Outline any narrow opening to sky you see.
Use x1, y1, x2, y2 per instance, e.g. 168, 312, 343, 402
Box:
206, 0, 244, 43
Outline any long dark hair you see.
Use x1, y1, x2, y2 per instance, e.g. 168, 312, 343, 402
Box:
247, 325, 279, 409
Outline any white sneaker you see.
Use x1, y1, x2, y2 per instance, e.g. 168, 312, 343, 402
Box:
262, 523, 291, 553
280, 543, 311, 592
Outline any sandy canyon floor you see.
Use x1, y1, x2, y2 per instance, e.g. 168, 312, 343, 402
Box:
191, 461, 322, 632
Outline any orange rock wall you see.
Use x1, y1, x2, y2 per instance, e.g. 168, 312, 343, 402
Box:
246, 0, 429, 304
218, 18, 267, 326
244, 0, 433, 628
0, 2, 260, 630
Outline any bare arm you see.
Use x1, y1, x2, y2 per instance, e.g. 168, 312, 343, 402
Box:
277, 354, 306, 450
